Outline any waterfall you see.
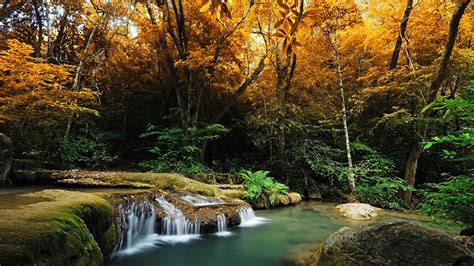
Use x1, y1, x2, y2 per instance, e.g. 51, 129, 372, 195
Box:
238, 207, 267, 227
113, 200, 157, 255
180, 194, 224, 207
217, 214, 227, 232
216, 213, 233, 237
155, 197, 201, 236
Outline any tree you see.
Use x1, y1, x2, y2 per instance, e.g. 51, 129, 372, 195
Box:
0, 39, 97, 129
143, 0, 268, 161
402, 0, 472, 202
316, 0, 362, 200
389, 0, 414, 70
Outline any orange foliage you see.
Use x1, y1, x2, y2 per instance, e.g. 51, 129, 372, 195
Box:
0, 40, 97, 123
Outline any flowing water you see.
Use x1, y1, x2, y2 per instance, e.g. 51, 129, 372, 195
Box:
215, 213, 230, 237
179, 194, 224, 207
113, 201, 157, 255
155, 197, 201, 236
0, 188, 457, 266
107, 201, 455, 266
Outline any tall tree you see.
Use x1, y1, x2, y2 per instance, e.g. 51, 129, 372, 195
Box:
402, 0, 472, 202
317, 0, 361, 201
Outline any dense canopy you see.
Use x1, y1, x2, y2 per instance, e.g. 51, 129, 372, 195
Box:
1, 0, 473, 227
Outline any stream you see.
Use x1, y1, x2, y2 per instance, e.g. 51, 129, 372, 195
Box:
0, 187, 457, 266
107, 201, 454, 266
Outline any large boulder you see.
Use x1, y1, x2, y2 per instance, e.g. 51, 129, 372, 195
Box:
336, 203, 379, 220
309, 221, 474, 266
0, 133, 12, 185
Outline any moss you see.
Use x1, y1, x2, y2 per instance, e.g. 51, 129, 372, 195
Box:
48, 171, 219, 196
220, 189, 247, 200
0, 189, 115, 266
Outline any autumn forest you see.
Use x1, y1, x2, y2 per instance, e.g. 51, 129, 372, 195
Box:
0, 0, 473, 265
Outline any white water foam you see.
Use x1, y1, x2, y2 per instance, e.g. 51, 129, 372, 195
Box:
180, 194, 225, 207
156, 197, 201, 235
215, 213, 233, 237
238, 207, 268, 228
112, 201, 157, 256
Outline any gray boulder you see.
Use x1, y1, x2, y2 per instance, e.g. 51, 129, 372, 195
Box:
0, 133, 12, 185
310, 221, 474, 266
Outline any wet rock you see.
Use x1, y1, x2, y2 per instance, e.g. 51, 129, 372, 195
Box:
168, 194, 246, 233
336, 203, 379, 220
309, 221, 474, 266
0, 133, 12, 185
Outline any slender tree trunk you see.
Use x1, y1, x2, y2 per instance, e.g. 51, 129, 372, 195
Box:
389, 0, 413, 70
49, 8, 69, 63
334, 32, 356, 201
64, 17, 103, 143
32, 0, 43, 58
402, 0, 471, 202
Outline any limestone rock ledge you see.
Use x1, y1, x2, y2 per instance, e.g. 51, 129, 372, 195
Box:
336, 202, 380, 220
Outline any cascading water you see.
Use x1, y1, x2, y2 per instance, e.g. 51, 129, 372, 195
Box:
238, 207, 267, 227
113, 200, 157, 255
217, 214, 227, 232
112, 195, 265, 256
180, 194, 224, 207
155, 197, 201, 236
215, 213, 232, 237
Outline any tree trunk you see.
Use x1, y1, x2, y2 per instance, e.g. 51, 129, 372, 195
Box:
389, 0, 413, 70
402, 0, 471, 202
64, 17, 103, 143
49, 7, 69, 63
334, 31, 356, 201
401, 138, 423, 202
32, 0, 43, 58
0, 133, 13, 186
427, 0, 470, 103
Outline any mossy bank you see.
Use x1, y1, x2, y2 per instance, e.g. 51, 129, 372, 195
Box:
0, 189, 115, 266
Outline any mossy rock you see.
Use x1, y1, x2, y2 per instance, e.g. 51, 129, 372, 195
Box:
310, 221, 474, 265
0, 189, 115, 265
11, 170, 219, 197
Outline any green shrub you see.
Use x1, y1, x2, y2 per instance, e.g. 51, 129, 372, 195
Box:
240, 169, 289, 205
420, 94, 473, 228
420, 174, 474, 227
139, 124, 228, 175
61, 133, 118, 168
355, 154, 414, 210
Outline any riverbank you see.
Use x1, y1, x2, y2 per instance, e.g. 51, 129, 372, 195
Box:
0, 170, 302, 265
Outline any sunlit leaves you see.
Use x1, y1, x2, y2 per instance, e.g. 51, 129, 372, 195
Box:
200, 0, 232, 23
272, 0, 323, 56
0, 40, 97, 123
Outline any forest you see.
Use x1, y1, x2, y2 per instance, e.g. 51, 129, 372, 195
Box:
0, 0, 473, 265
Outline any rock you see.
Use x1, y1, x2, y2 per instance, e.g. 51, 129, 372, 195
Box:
277, 194, 291, 206
461, 227, 474, 236
336, 203, 379, 220
455, 236, 474, 251
0, 189, 115, 265
288, 192, 302, 205
309, 221, 474, 266
0, 133, 12, 185
250, 192, 303, 209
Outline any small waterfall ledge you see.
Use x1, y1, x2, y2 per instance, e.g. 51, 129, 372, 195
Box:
111, 192, 264, 255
